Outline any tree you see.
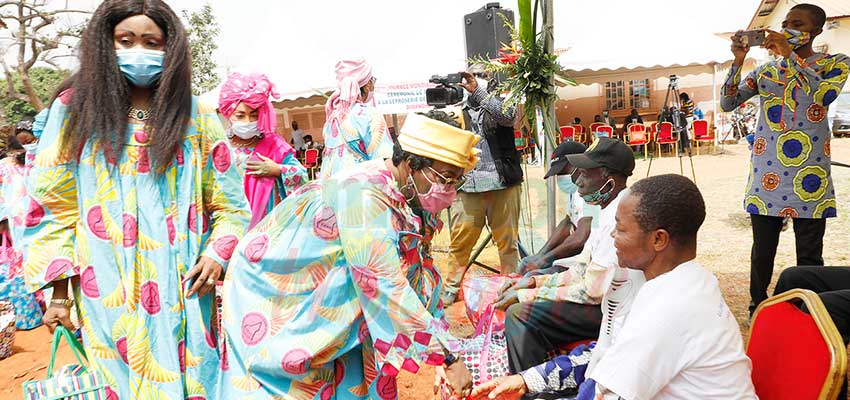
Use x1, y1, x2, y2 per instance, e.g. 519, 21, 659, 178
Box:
0, 1, 88, 112
183, 3, 220, 95
0, 66, 67, 124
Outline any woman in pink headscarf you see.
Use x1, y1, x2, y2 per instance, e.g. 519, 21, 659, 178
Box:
219, 72, 308, 228
320, 58, 394, 179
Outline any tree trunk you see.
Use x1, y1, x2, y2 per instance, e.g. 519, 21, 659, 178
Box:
17, 65, 44, 111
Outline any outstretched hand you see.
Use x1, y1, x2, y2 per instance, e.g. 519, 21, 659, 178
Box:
470, 375, 528, 400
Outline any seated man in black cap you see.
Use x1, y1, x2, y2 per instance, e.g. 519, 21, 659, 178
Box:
494, 137, 636, 374
518, 140, 598, 275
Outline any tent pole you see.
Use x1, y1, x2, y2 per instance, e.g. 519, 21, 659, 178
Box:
392, 113, 400, 136
712, 63, 719, 148
543, 0, 556, 236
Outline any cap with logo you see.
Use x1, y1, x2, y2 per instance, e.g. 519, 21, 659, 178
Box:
565, 137, 635, 176
543, 140, 587, 178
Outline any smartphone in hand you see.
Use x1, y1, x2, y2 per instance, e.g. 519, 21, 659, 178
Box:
736, 30, 766, 47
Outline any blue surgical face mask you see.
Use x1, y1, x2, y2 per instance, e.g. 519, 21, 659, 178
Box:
22, 143, 37, 153
116, 48, 165, 88
557, 175, 578, 194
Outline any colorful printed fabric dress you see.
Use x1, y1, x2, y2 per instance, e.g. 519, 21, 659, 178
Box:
219, 159, 458, 400
232, 141, 308, 228
0, 158, 43, 330
23, 92, 250, 399
721, 52, 850, 218
319, 103, 393, 180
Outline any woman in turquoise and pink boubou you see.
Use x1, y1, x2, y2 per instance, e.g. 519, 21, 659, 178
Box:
218, 72, 308, 229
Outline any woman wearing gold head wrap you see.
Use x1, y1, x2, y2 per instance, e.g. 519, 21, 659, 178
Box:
219, 112, 480, 399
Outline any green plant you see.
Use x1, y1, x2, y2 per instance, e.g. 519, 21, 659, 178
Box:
0, 67, 70, 125
469, 1, 572, 149
183, 3, 221, 95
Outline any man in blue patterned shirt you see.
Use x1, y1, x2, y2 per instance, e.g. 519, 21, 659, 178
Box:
721, 3, 849, 315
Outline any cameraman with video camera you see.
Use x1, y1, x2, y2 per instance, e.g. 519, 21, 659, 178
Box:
442, 64, 522, 306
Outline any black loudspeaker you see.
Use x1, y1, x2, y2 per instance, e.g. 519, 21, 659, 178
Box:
464, 3, 515, 62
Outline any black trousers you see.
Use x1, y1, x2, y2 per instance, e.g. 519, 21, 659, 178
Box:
775, 266, 850, 399
750, 214, 825, 313
505, 300, 602, 373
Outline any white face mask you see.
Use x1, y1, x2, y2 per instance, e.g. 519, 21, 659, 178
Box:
22, 143, 37, 153
230, 121, 262, 139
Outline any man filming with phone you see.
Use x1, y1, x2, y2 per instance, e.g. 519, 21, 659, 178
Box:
721, 3, 849, 316
442, 65, 522, 306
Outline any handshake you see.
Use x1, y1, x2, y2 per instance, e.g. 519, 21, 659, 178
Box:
491, 255, 554, 311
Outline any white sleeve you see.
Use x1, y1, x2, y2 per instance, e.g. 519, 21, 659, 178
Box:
588, 299, 689, 400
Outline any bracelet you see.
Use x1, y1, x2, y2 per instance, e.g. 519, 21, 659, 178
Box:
50, 299, 74, 308
444, 353, 458, 367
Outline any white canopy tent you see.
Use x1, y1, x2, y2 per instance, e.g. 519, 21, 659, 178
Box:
220, 0, 521, 102
200, 0, 760, 102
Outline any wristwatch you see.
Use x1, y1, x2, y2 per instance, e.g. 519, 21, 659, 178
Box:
50, 299, 74, 308
443, 353, 458, 367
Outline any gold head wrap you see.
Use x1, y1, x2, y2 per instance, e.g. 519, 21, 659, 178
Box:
397, 113, 480, 172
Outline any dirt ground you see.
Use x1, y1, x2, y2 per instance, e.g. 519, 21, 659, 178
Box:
4, 141, 850, 399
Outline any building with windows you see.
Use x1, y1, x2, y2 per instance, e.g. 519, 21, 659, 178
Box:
553, 31, 753, 138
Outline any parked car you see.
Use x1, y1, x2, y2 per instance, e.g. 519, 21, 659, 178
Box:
829, 91, 850, 137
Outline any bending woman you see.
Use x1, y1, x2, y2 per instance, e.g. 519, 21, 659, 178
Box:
218, 72, 308, 228
220, 112, 479, 399
319, 58, 393, 179
24, 1, 249, 397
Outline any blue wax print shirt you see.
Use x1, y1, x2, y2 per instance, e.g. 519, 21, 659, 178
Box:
721, 52, 850, 219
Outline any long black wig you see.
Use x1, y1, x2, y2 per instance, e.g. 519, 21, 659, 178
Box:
64, 0, 192, 172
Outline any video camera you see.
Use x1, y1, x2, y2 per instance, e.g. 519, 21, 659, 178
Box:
668, 74, 679, 90
425, 73, 465, 108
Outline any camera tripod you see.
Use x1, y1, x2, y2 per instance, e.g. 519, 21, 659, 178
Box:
645, 75, 697, 183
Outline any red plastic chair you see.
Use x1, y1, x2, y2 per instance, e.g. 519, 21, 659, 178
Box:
595, 125, 614, 138
626, 124, 648, 159
559, 126, 576, 144
572, 125, 586, 144
589, 122, 604, 134
304, 148, 320, 180
557, 338, 596, 356
514, 129, 525, 148
572, 124, 584, 133
655, 122, 678, 157
748, 289, 847, 400
691, 120, 713, 155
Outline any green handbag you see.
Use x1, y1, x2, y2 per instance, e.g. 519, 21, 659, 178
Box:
21, 326, 109, 400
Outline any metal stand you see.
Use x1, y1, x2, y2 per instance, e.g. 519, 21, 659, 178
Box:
466, 227, 530, 273
646, 75, 697, 183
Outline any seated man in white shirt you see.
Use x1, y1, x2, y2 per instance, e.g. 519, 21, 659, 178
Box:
495, 138, 635, 373
473, 174, 756, 400
519, 140, 600, 274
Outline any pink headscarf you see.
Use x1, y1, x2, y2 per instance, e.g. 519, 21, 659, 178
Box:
324, 58, 373, 129
218, 72, 280, 135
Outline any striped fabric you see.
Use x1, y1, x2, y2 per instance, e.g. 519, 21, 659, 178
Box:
22, 364, 108, 400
